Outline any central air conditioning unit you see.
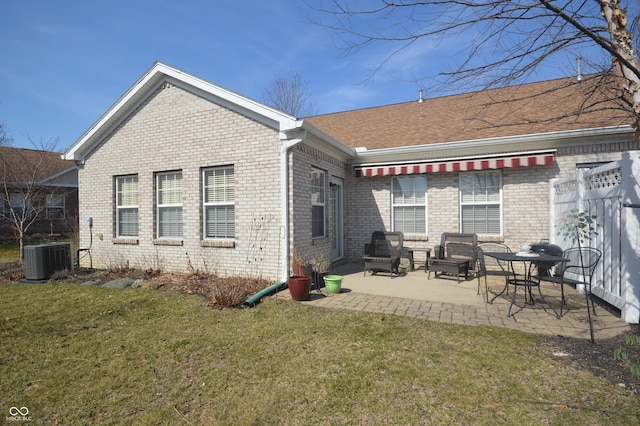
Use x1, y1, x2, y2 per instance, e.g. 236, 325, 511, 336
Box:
24, 242, 72, 280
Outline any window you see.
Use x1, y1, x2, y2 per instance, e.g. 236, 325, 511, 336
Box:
392, 176, 426, 234
311, 168, 326, 238
156, 171, 183, 238
9, 193, 31, 220
460, 171, 502, 235
46, 194, 65, 219
116, 175, 139, 237
203, 166, 235, 239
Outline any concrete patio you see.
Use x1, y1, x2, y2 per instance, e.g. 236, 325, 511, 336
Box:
278, 262, 634, 341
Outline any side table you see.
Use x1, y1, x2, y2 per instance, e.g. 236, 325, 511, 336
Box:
405, 248, 432, 272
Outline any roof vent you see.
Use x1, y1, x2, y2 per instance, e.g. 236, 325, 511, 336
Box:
576, 57, 583, 82
418, 88, 424, 103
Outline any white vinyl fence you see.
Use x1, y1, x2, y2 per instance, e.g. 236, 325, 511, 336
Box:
549, 151, 640, 323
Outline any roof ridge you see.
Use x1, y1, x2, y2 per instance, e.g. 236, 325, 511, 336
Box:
309, 73, 594, 118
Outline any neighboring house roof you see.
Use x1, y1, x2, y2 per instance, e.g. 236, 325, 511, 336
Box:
1, 146, 78, 187
306, 74, 635, 151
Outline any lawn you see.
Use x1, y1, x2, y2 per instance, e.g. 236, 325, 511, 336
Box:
1, 282, 638, 425
0, 240, 20, 263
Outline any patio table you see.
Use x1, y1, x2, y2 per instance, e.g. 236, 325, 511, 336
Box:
483, 251, 569, 318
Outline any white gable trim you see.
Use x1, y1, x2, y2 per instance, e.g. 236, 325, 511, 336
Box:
63, 62, 299, 162
40, 165, 79, 187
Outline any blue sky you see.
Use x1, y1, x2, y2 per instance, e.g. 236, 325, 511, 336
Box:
0, 0, 615, 151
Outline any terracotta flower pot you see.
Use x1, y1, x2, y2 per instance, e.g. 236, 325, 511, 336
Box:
288, 275, 311, 301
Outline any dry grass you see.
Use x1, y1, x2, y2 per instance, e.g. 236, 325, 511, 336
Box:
43, 267, 273, 309
1, 282, 639, 425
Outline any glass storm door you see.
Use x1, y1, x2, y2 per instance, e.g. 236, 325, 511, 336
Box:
331, 179, 344, 260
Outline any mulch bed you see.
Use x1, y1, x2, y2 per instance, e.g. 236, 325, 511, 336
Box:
537, 333, 640, 395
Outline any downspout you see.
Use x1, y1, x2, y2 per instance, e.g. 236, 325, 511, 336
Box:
280, 129, 307, 281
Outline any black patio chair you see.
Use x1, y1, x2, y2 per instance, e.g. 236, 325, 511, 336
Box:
537, 247, 602, 343
475, 242, 513, 303
363, 231, 404, 278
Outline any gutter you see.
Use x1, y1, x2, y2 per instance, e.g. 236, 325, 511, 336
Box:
300, 121, 355, 159
353, 125, 635, 161
280, 129, 307, 281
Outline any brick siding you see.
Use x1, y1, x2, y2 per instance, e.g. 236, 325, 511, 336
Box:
343, 138, 639, 260
79, 84, 283, 279
78, 80, 640, 275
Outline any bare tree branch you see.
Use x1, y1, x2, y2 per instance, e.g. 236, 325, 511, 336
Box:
311, 0, 640, 129
0, 122, 12, 147
1, 135, 61, 260
262, 72, 318, 117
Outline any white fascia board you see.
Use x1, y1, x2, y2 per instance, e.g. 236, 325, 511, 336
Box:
40, 165, 79, 187
353, 125, 635, 162
160, 64, 298, 129
63, 62, 298, 161
297, 121, 356, 159
63, 62, 164, 161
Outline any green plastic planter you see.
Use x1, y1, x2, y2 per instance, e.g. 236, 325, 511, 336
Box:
323, 275, 343, 294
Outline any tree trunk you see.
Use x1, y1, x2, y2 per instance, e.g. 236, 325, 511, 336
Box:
598, 0, 640, 127
19, 231, 25, 262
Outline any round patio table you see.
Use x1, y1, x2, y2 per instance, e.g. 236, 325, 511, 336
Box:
483, 251, 569, 318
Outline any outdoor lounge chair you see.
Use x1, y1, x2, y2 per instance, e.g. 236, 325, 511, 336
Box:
428, 233, 478, 283
363, 231, 404, 277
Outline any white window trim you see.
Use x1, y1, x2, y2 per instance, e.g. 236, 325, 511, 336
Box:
156, 171, 183, 239
311, 168, 326, 239
459, 170, 503, 236
391, 176, 427, 235
116, 175, 139, 238
202, 166, 235, 240
46, 193, 66, 220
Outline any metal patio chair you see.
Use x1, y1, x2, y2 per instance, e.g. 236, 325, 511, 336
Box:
475, 242, 513, 303
537, 247, 602, 343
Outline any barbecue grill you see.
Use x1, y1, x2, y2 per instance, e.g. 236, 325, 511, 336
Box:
530, 243, 563, 276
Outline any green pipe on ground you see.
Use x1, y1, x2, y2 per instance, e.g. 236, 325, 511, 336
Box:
244, 281, 287, 307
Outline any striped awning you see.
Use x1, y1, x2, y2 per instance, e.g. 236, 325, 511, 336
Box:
354, 151, 555, 177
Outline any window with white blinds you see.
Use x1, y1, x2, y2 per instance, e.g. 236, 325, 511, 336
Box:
46, 194, 65, 219
156, 171, 183, 238
116, 175, 139, 237
311, 168, 326, 238
392, 176, 427, 234
203, 166, 235, 239
459, 171, 502, 235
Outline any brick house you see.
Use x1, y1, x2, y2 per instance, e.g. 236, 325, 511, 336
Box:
1, 146, 78, 239
63, 62, 638, 281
